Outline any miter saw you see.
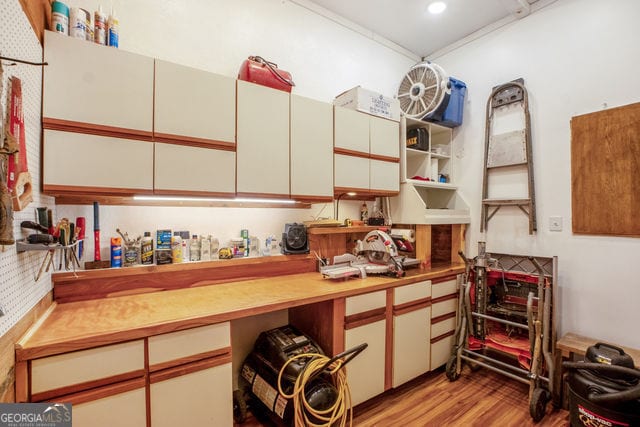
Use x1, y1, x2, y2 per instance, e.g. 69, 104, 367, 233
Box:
321, 230, 418, 279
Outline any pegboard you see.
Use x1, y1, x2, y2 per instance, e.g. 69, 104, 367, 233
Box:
0, 0, 57, 338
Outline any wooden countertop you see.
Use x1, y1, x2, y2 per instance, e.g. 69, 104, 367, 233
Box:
17, 264, 464, 361
557, 332, 640, 367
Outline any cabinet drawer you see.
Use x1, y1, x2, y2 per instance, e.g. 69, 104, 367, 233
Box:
72, 381, 146, 427
345, 291, 386, 316
431, 334, 456, 370
148, 322, 230, 369
31, 340, 144, 395
393, 307, 430, 387
431, 315, 457, 338
344, 320, 386, 405
431, 297, 458, 318
432, 278, 458, 299
393, 280, 431, 306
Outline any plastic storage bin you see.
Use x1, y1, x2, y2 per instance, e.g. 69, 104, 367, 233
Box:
426, 77, 466, 128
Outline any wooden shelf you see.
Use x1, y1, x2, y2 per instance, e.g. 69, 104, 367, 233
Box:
306, 225, 387, 235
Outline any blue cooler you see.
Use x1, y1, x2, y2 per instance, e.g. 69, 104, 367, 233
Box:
425, 77, 466, 128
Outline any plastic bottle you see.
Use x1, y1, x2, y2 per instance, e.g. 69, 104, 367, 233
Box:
107, 7, 119, 48
190, 235, 201, 262
140, 232, 154, 265
94, 5, 107, 45
110, 237, 122, 268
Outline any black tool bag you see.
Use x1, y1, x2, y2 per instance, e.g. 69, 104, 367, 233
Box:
406, 128, 429, 151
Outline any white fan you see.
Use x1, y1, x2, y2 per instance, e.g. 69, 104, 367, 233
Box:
397, 62, 450, 119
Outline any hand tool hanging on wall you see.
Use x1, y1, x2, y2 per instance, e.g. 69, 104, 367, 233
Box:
6, 77, 33, 211
0, 63, 17, 245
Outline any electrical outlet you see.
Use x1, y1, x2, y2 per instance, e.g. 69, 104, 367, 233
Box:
549, 216, 563, 232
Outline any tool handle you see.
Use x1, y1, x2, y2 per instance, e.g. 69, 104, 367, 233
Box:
11, 172, 33, 212
94, 230, 101, 261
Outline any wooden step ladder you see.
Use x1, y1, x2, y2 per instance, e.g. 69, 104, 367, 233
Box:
481, 79, 536, 234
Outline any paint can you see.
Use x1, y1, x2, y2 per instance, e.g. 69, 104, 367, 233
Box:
51, 1, 69, 35
69, 7, 87, 40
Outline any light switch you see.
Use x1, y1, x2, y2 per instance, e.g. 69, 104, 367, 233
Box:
549, 216, 563, 232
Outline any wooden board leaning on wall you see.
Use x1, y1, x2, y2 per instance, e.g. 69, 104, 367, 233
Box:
571, 102, 640, 237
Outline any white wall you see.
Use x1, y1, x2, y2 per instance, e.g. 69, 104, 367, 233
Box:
431, 0, 640, 348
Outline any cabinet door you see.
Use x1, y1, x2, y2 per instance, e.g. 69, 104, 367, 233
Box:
334, 154, 369, 192
393, 306, 431, 387
72, 382, 147, 427
290, 95, 333, 199
43, 30, 153, 132
334, 107, 369, 154
370, 117, 399, 159
236, 81, 290, 197
370, 159, 399, 193
150, 361, 233, 427
43, 130, 153, 193
154, 60, 235, 145
154, 143, 235, 196
344, 320, 386, 406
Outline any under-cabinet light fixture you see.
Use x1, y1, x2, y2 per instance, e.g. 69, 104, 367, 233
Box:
133, 195, 296, 204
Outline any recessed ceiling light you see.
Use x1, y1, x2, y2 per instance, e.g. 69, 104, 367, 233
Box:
428, 1, 447, 14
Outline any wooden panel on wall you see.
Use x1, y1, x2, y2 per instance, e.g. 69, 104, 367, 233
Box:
431, 225, 452, 264
18, 0, 50, 44
571, 102, 640, 236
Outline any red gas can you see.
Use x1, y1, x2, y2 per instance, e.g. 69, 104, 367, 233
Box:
238, 56, 295, 93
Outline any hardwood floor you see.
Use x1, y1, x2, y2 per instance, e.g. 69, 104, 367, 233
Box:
236, 366, 570, 426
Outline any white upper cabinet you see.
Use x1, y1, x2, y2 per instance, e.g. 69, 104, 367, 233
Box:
154, 143, 235, 196
43, 30, 153, 134
370, 117, 400, 159
334, 107, 370, 154
154, 60, 235, 146
236, 80, 290, 197
290, 95, 333, 200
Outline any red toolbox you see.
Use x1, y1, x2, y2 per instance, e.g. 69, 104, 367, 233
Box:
238, 56, 294, 92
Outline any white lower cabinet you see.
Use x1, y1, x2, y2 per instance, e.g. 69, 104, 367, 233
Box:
344, 320, 386, 406
393, 307, 431, 387
430, 277, 460, 370
150, 362, 233, 427
73, 384, 147, 427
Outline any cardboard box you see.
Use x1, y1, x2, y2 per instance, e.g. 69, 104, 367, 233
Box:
334, 86, 400, 122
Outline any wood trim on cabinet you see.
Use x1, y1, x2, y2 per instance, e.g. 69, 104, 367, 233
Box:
14, 362, 28, 403
153, 135, 236, 151
235, 191, 292, 200
149, 353, 232, 384
431, 330, 455, 344
54, 377, 146, 406
369, 153, 400, 163
289, 301, 339, 357
344, 307, 386, 330
289, 194, 334, 203
333, 298, 346, 355
431, 311, 457, 325
152, 189, 236, 198
392, 297, 431, 316
333, 147, 369, 158
144, 338, 151, 427
384, 289, 393, 391
43, 118, 153, 141
432, 274, 459, 284
31, 369, 146, 403
431, 293, 458, 305
148, 347, 231, 373
43, 184, 154, 197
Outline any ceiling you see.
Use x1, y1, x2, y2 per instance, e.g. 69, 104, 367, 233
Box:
306, 0, 539, 58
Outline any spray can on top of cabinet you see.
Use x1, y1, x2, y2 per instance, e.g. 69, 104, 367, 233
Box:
94, 5, 107, 45
140, 232, 154, 265
171, 234, 183, 263
111, 237, 122, 268
51, 1, 69, 35
107, 7, 119, 48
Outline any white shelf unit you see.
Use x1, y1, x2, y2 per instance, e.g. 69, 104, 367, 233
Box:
390, 116, 470, 224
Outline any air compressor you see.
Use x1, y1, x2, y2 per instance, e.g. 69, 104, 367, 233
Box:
236, 325, 366, 426
563, 343, 640, 427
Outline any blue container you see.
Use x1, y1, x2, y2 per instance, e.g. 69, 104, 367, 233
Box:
440, 77, 466, 128
426, 77, 467, 128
